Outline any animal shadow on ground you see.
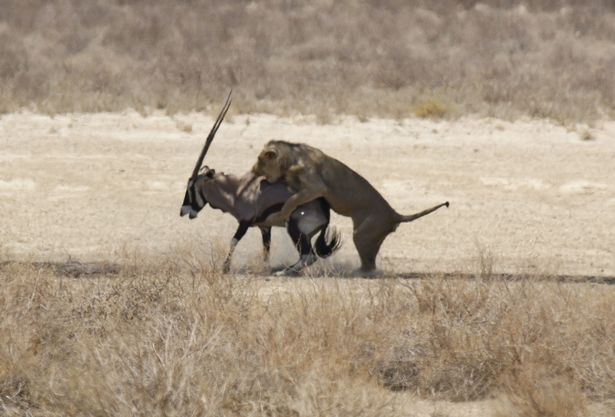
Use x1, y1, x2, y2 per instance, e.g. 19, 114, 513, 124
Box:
2, 260, 614, 286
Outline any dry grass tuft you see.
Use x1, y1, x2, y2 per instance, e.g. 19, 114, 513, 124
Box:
497, 364, 588, 417
579, 129, 595, 141
174, 119, 193, 134
414, 96, 452, 119
1, 250, 614, 415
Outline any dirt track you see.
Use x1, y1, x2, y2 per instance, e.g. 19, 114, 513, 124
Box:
1, 112, 614, 276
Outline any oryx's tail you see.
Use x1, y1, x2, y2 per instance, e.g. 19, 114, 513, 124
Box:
314, 226, 342, 258
398, 201, 449, 223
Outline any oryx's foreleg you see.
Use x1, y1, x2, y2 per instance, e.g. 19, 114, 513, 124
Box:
259, 226, 272, 264
223, 220, 251, 273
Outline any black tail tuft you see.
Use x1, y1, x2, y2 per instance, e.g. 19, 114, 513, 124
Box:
314, 226, 342, 258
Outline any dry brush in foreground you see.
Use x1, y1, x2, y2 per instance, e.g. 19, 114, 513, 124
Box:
0, 255, 614, 416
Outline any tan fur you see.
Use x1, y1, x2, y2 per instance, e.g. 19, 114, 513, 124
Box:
252, 140, 448, 272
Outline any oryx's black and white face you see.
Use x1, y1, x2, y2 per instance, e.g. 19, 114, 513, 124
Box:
180, 168, 216, 219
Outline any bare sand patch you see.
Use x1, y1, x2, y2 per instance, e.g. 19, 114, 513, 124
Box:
559, 180, 609, 194
0, 178, 36, 191
1, 113, 614, 276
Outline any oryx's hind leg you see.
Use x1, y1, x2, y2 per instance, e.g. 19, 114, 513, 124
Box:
273, 216, 321, 277
259, 226, 272, 264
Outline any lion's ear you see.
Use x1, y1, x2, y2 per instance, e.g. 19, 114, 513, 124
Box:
262, 150, 277, 160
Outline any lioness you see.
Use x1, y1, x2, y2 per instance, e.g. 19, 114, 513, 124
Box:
252, 140, 449, 273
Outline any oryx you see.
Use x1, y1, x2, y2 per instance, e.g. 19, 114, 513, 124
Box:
180, 93, 341, 275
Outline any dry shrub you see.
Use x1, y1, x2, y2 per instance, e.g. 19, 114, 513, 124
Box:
579, 129, 594, 141
497, 364, 588, 417
0, 253, 614, 416
0, 257, 403, 416
414, 96, 452, 119
380, 275, 615, 405
1, 1, 615, 121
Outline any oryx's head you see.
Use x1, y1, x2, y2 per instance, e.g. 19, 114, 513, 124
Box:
180, 92, 231, 219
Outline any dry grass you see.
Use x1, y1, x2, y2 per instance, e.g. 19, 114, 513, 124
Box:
579, 129, 595, 141
414, 96, 453, 119
1, 1, 615, 122
1, 251, 613, 416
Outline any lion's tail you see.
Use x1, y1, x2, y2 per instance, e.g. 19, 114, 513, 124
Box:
398, 201, 449, 223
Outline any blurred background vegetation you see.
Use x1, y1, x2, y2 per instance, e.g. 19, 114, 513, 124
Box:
1, 0, 615, 122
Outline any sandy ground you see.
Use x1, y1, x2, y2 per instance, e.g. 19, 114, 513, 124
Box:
1, 111, 614, 276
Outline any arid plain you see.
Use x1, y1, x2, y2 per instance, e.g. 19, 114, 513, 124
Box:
1, 112, 614, 277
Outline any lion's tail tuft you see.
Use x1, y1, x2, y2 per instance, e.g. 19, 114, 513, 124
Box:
398, 201, 449, 223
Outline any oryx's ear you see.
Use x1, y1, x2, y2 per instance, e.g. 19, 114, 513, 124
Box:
206, 168, 215, 178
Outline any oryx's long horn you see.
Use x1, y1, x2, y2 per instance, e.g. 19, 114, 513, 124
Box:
191, 90, 232, 180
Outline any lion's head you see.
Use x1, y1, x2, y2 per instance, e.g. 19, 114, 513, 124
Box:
252, 141, 291, 183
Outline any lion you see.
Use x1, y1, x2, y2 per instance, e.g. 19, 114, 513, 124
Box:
252, 140, 449, 274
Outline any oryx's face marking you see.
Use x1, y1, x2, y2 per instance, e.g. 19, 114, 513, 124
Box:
180, 179, 204, 219
180, 168, 215, 219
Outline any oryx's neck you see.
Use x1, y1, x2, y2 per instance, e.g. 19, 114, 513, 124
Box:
199, 171, 279, 222
201, 173, 242, 215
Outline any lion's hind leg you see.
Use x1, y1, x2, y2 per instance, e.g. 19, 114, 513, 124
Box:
352, 216, 393, 273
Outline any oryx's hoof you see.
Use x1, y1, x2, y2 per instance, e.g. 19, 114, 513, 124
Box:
273, 268, 301, 277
